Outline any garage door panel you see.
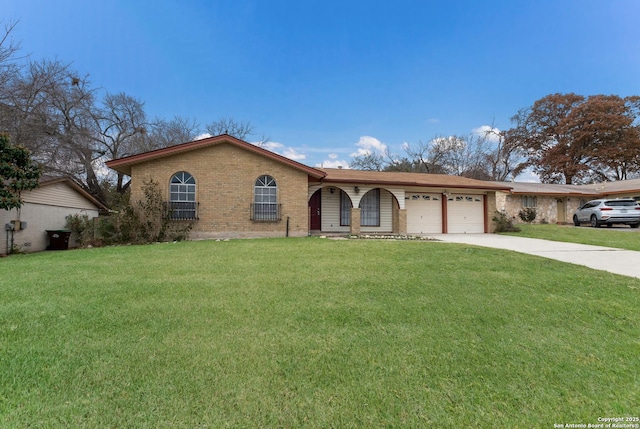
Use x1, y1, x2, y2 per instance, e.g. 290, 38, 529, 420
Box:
447, 194, 484, 233
406, 194, 442, 234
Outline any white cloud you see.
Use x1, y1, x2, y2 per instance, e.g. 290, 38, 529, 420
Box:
283, 148, 306, 161
261, 141, 284, 152
256, 141, 307, 162
315, 153, 350, 169
317, 159, 350, 169
350, 136, 387, 157
472, 125, 501, 143
195, 133, 212, 140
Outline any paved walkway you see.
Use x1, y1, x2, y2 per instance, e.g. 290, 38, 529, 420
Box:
431, 234, 640, 279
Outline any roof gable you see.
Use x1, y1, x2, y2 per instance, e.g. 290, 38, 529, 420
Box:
106, 134, 326, 179
26, 177, 108, 211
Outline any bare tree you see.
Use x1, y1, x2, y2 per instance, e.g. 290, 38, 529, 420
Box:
89, 92, 148, 193
0, 21, 273, 202
147, 115, 199, 150
0, 20, 22, 89
1, 58, 111, 200
205, 116, 255, 140
477, 126, 527, 181
349, 151, 387, 171
38, 63, 103, 199
419, 134, 491, 179
402, 140, 448, 174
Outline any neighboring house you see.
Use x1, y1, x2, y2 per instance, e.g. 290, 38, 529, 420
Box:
106, 134, 512, 239
496, 178, 640, 224
1, 177, 107, 255
583, 177, 640, 201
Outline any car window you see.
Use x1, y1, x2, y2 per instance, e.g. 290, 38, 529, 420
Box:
605, 200, 636, 207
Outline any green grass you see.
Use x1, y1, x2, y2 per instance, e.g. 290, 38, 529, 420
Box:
1, 238, 639, 427
503, 223, 640, 251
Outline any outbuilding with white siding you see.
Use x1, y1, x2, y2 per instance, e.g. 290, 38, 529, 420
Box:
1, 177, 107, 255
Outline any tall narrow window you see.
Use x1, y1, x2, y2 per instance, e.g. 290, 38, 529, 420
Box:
340, 190, 351, 226
169, 172, 197, 220
360, 189, 380, 227
253, 175, 280, 221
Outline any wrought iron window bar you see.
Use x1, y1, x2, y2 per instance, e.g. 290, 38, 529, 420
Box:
250, 203, 282, 222
165, 201, 199, 220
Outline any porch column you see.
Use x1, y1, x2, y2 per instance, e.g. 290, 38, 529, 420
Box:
350, 208, 361, 235
392, 204, 407, 234
398, 209, 407, 234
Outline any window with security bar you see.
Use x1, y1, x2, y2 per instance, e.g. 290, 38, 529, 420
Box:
169, 172, 198, 220
252, 175, 280, 221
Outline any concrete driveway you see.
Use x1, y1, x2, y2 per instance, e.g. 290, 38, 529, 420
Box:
432, 234, 640, 280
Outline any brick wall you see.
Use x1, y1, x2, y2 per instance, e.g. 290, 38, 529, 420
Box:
498, 193, 583, 224
130, 142, 311, 239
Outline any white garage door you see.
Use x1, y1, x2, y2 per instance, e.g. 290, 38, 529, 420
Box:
447, 194, 484, 233
406, 193, 442, 234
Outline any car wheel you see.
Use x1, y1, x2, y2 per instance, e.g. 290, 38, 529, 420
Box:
573, 215, 580, 226
631, 223, 639, 229
607, 223, 613, 228
590, 215, 599, 228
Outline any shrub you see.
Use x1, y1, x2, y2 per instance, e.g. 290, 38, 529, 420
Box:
493, 211, 521, 232
98, 180, 193, 245
65, 213, 96, 247
518, 208, 537, 223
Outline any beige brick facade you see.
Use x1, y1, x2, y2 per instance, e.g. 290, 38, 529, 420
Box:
107, 135, 518, 239
130, 142, 310, 239
496, 192, 585, 225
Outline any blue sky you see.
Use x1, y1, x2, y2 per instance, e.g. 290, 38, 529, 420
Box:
4, 0, 640, 174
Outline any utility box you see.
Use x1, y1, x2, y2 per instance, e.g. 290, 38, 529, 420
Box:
46, 230, 71, 250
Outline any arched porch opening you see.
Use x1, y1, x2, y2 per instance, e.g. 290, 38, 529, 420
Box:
308, 185, 405, 235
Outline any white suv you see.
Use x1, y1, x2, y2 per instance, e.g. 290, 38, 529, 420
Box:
573, 199, 640, 228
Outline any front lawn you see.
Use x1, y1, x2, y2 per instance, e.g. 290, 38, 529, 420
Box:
1, 238, 639, 427
503, 223, 640, 251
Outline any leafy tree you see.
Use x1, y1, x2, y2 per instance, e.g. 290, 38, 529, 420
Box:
0, 134, 41, 210
506, 93, 640, 184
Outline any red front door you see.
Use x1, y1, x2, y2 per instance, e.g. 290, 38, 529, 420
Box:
309, 190, 321, 230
